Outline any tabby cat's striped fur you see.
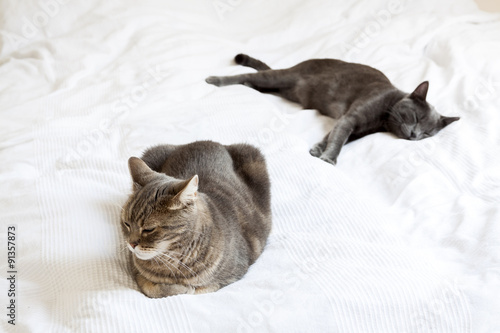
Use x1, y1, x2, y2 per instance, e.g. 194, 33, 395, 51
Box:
121, 141, 271, 298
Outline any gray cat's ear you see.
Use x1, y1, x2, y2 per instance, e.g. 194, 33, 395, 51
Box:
168, 175, 199, 210
410, 81, 429, 101
128, 157, 155, 189
440, 116, 460, 128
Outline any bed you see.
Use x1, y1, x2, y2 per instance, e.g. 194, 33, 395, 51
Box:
1, 0, 499, 332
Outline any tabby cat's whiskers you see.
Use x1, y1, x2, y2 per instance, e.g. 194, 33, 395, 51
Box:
157, 252, 204, 284
152, 253, 178, 281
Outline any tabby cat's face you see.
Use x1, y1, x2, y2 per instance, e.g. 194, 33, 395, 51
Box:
121, 157, 199, 261
120, 201, 195, 261
386, 81, 459, 140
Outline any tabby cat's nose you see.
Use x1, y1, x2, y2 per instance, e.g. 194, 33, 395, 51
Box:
130, 242, 138, 249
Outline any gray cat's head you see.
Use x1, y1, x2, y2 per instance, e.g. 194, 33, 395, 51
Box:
120, 157, 199, 261
387, 81, 459, 140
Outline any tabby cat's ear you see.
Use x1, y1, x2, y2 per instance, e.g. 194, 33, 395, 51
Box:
128, 157, 155, 189
440, 115, 460, 129
168, 175, 199, 210
410, 81, 429, 101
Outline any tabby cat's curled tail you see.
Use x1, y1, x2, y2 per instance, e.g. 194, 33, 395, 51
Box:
235, 54, 271, 71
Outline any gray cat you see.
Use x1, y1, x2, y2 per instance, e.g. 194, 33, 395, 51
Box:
121, 141, 271, 298
206, 54, 460, 164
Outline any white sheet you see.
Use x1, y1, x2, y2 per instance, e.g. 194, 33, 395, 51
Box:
1, 0, 499, 332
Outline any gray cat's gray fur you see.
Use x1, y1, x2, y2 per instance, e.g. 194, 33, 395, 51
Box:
121, 140, 271, 298
206, 54, 460, 164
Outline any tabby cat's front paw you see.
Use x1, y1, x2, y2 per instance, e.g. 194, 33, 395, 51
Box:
138, 276, 195, 298
205, 76, 222, 86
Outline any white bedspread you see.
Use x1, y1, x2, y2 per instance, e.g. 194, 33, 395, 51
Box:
1, 0, 499, 332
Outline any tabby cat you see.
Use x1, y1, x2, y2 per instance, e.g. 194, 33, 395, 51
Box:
206, 54, 460, 164
121, 141, 272, 298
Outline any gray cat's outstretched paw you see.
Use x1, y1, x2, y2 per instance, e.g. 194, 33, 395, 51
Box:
319, 155, 337, 165
206, 76, 222, 86
309, 145, 324, 157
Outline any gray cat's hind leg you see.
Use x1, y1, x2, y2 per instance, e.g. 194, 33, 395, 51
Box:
206, 70, 295, 90
205, 73, 260, 87
205, 76, 229, 87
206, 54, 273, 87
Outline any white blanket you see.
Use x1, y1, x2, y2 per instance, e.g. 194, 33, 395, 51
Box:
1, 0, 499, 332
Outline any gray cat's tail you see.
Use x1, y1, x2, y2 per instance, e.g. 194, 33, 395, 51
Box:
235, 54, 271, 71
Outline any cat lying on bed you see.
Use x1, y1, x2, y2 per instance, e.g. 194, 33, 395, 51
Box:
121, 141, 271, 298
206, 54, 460, 165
